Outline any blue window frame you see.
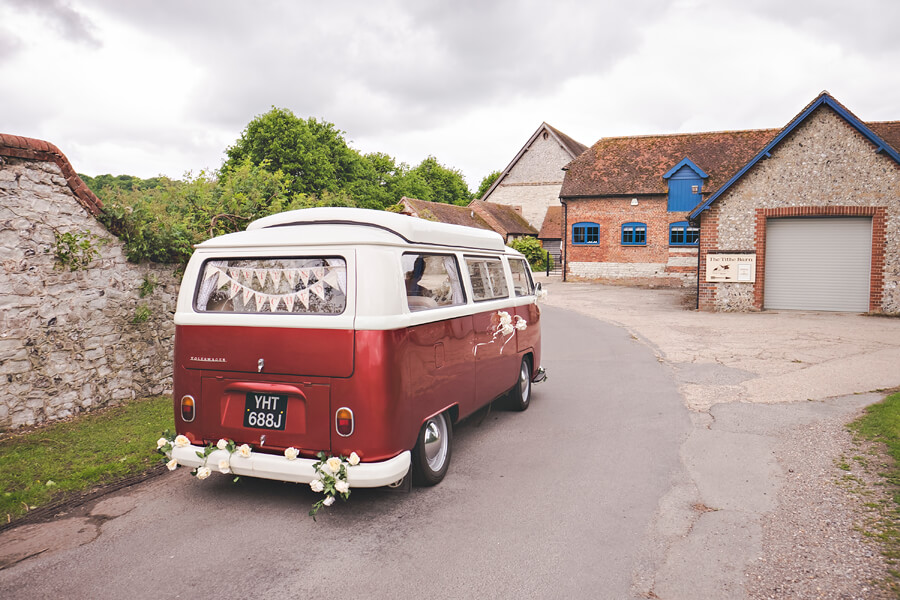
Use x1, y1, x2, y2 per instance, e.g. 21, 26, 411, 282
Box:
621, 222, 647, 246
572, 222, 599, 245
669, 221, 699, 246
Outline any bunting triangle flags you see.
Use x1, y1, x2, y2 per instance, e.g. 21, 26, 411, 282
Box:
312, 267, 325, 281
216, 268, 230, 289
298, 268, 310, 287
322, 269, 341, 291
284, 294, 295, 312
240, 269, 253, 284
269, 269, 281, 287
311, 280, 326, 300
242, 287, 255, 308
285, 269, 297, 288
229, 280, 241, 299
268, 296, 280, 312
298, 288, 310, 309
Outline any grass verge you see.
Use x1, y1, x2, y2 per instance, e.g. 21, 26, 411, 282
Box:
0, 396, 173, 524
847, 391, 900, 592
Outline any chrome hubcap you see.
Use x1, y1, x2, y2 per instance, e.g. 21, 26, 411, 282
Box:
520, 361, 531, 403
423, 414, 448, 470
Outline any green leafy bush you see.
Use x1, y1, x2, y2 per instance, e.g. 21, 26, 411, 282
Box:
509, 237, 551, 270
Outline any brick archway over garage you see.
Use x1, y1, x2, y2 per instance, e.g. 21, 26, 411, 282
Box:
753, 206, 886, 312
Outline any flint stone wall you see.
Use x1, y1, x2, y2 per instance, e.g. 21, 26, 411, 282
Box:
0, 156, 178, 430
700, 107, 900, 312
484, 131, 571, 230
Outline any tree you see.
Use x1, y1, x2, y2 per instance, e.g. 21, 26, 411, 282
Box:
475, 170, 501, 199
223, 107, 361, 199
401, 156, 473, 205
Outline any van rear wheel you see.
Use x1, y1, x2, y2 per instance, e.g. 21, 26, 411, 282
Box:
411, 412, 452, 486
510, 356, 532, 412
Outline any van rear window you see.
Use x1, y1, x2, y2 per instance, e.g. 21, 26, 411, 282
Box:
194, 258, 347, 314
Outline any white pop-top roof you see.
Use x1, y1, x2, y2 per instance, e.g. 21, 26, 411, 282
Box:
244, 207, 507, 252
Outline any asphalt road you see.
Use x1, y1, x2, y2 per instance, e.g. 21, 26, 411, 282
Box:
0, 306, 691, 599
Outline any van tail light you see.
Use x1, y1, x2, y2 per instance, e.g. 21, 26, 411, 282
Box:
335, 407, 354, 437
181, 395, 196, 422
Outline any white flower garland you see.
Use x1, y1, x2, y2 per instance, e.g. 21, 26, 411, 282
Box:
157, 433, 359, 519
473, 310, 527, 356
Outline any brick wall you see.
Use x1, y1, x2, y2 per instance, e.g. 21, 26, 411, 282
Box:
1, 149, 178, 429
564, 196, 697, 287
697, 107, 900, 313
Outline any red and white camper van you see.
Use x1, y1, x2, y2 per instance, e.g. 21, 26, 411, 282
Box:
169, 207, 544, 487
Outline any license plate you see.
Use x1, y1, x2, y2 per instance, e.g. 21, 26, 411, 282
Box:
243, 392, 287, 430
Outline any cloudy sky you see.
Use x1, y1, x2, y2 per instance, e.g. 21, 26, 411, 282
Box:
1, 0, 898, 191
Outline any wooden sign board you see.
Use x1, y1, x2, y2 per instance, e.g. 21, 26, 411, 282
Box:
706, 253, 756, 283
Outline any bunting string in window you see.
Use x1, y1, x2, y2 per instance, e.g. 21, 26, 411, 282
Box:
204, 266, 345, 312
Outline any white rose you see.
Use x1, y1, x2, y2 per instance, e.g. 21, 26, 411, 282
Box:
310, 479, 325, 493
326, 457, 343, 474
515, 317, 527, 331
323, 495, 335, 507
238, 444, 252, 458
284, 447, 299, 461
498, 311, 512, 326
166, 458, 178, 471
196, 467, 211, 480
335, 480, 350, 494
218, 459, 231, 474
216, 439, 228, 450
157, 437, 168, 449
174, 435, 190, 448
500, 323, 514, 336
348, 452, 360, 466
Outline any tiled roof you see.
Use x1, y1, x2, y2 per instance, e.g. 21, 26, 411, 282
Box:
560, 128, 777, 198
546, 123, 589, 158
562, 94, 900, 202
470, 200, 538, 236
690, 92, 900, 220
869, 121, 900, 154
538, 206, 563, 239
0, 133, 103, 216
399, 197, 493, 230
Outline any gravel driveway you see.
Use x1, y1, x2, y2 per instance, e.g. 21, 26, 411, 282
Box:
537, 276, 900, 599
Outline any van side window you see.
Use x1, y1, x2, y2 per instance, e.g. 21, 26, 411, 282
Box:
508, 258, 535, 297
194, 257, 347, 315
402, 254, 466, 312
465, 257, 510, 301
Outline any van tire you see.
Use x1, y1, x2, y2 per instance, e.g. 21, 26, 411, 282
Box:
411, 412, 452, 486
510, 356, 532, 412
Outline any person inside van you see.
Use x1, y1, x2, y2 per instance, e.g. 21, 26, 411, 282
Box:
406, 256, 429, 297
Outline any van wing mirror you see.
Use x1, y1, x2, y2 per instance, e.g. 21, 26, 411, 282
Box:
535, 281, 542, 295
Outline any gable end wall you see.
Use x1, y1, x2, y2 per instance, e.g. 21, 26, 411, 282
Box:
698, 107, 900, 312
486, 134, 574, 230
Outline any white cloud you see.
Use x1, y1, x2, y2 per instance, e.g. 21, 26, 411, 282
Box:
0, 0, 897, 187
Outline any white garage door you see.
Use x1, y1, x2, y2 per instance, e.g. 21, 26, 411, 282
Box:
764, 217, 871, 312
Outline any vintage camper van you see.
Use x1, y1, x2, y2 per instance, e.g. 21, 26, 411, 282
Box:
169, 207, 544, 488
